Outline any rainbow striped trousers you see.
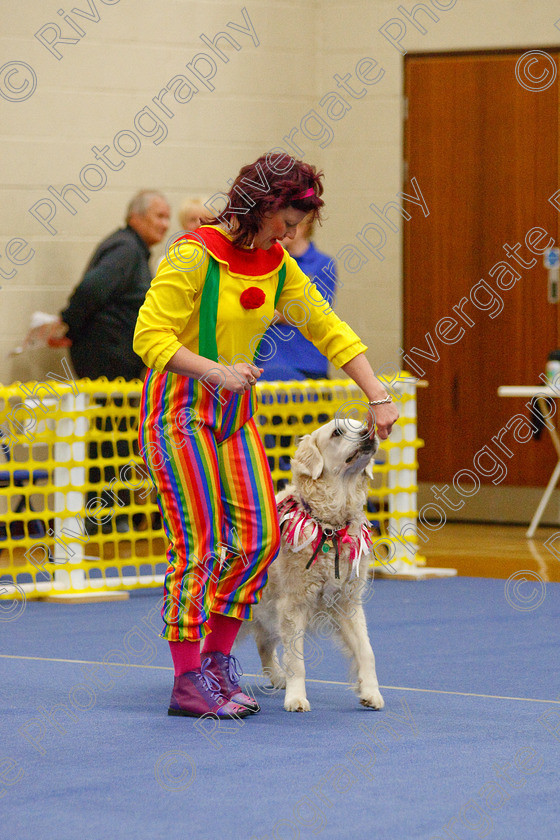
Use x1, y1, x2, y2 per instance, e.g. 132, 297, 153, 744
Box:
138, 371, 280, 641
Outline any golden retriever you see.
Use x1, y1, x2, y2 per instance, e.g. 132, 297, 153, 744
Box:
247, 418, 384, 712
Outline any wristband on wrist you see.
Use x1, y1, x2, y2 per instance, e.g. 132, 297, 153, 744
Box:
367, 395, 393, 406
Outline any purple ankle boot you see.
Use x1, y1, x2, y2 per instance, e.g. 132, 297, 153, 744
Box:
204, 652, 260, 714
168, 659, 251, 718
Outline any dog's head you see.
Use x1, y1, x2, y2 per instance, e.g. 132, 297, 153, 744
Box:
291, 418, 378, 482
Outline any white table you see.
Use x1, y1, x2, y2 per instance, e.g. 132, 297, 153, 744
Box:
498, 385, 560, 537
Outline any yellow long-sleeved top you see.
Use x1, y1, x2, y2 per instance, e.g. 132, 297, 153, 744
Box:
133, 226, 366, 373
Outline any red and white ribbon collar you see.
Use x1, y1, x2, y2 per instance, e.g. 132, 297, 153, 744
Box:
277, 495, 372, 579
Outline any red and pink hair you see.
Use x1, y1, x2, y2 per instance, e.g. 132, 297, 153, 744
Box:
210, 153, 324, 248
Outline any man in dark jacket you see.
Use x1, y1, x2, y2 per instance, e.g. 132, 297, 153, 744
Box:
58, 190, 170, 379
52, 191, 170, 533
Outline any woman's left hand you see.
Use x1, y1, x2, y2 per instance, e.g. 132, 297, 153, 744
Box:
366, 401, 399, 440
341, 354, 400, 441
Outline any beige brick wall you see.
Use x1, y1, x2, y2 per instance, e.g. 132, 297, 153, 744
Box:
1, 0, 558, 384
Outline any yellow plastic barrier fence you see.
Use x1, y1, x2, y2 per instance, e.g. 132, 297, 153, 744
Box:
0, 374, 423, 601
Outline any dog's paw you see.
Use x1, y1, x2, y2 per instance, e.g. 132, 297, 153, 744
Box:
269, 670, 286, 690
359, 689, 385, 710
284, 695, 311, 712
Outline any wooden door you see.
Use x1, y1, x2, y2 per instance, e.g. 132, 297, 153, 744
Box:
403, 50, 560, 487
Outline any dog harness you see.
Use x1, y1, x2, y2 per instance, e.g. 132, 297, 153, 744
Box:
277, 495, 373, 579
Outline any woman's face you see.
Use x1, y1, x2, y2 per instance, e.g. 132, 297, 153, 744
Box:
253, 207, 307, 250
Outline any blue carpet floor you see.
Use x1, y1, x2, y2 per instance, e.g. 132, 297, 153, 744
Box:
1, 577, 559, 840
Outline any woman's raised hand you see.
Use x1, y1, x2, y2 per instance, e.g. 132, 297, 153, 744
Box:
366, 402, 399, 441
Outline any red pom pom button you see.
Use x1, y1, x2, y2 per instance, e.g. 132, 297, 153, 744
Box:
240, 287, 266, 309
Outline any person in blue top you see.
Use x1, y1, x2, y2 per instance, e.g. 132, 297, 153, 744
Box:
257, 215, 337, 381
256, 217, 339, 489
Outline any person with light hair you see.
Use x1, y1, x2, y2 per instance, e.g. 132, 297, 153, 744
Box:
178, 197, 212, 233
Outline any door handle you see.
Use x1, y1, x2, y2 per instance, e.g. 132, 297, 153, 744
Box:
452, 374, 459, 412
544, 248, 560, 303
548, 268, 559, 303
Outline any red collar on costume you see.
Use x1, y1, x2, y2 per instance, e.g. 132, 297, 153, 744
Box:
277, 495, 373, 580
177, 226, 285, 278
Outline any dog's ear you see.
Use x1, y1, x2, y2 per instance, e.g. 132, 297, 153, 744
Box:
292, 433, 324, 480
